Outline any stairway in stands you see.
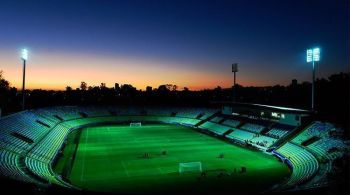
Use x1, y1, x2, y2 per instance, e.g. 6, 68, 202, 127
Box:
17, 153, 48, 186
261, 123, 276, 135
194, 111, 221, 127
223, 129, 234, 137
269, 119, 313, 150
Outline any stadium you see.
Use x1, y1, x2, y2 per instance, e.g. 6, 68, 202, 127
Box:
0, 104, 348, 194
0, 1, 349, 195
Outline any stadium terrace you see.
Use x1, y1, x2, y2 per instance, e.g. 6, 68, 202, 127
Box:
0, 105, 348, 195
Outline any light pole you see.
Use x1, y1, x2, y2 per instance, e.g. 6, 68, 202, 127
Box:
21, 49, 28, 110
232, 63, 238, 102
306, 47, 320, 111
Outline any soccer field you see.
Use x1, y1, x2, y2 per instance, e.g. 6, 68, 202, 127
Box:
54, 124, 290, 194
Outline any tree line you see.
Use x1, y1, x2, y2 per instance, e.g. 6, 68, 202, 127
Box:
0, 70, 348, 134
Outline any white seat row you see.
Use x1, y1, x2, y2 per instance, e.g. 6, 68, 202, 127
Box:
222, 119, 240, 127
199, 121, 231, 135
276, 142, 319, 187
240, 123, 265, 133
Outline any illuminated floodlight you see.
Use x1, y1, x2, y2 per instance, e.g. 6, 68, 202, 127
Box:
306, 46, 321, 111
20, 48, 28, 110
313, 48, 320, 61
306, 47, 320, 63
306, 49, 313, 62
21, 49, 28, 60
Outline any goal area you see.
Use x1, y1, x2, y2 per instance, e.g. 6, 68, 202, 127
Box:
130, 122, 142, 127
179, 162, 202, 174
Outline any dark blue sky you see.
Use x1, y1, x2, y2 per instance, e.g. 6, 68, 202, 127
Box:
0, 0, 349, 89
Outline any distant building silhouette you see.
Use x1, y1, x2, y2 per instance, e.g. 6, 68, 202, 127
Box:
146, 86, 152, 93
115, 83, 120, 95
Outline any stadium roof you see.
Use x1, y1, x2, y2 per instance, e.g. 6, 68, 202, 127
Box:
214, 102, 312, 115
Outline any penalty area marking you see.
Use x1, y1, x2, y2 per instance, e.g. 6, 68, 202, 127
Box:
121, 161, 130, 177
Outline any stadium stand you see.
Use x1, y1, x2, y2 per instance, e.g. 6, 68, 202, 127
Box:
175, 108, 204, 118
198, 121, 231, 136
266, 128, 289, 139
250, 135, 276, 148
240, 123, 265, 133
209, 116, 223, 123
0, 112, 51, 142
0, 149, 34, 183
28, 124, 70, 162
0, 134, 30, 153
36, 107, 82, 121
143, 107, 172, 116
291, 121, 334, 145
77, 106, 110, 117
0, 106, 348, 193
221, 119, 240, 128
198, 109, 219, 120
272, 121, 348, 190
24, 157, 73, 188
226, 128, 255, 143
308, 138, 346, 161
275, 142, 319, 188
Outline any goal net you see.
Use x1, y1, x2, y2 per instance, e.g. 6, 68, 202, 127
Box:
130, 122, 142, 127
179, 162, 202, 174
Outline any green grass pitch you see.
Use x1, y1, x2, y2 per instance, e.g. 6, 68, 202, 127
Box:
54, 124, 290, 194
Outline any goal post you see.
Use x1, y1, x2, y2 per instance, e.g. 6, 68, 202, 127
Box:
130, 122, 142, 127
179, 162, 202, 174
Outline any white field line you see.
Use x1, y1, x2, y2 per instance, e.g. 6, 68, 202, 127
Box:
121, 161, 130, 177
157, 167, 164, 174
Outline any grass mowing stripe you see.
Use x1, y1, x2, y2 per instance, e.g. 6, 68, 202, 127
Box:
62, 124, 289, 193
80, 127, 89, 182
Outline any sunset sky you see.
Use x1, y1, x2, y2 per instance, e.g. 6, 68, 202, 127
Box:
0, 0, 349, 90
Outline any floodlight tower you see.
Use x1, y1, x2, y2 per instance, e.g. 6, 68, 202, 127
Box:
21, 49, 28, 110
232, 63, 238, 102
306, 47, 320, 111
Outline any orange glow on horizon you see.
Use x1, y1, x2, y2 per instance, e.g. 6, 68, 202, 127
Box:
0, 50, 269, 91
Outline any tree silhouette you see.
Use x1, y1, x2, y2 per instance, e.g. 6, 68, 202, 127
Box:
0, 70, 11, 112
0, 72, 348, 132
80, 81, 87, 91
100, 83, 106, 89
172, 85, 178, 92
0, 70, 10, 90
65, 86, 72, 92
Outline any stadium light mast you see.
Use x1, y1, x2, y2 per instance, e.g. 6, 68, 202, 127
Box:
232, 63, 238, 102
306, 47, 320, 111
21, 48, 28, 110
